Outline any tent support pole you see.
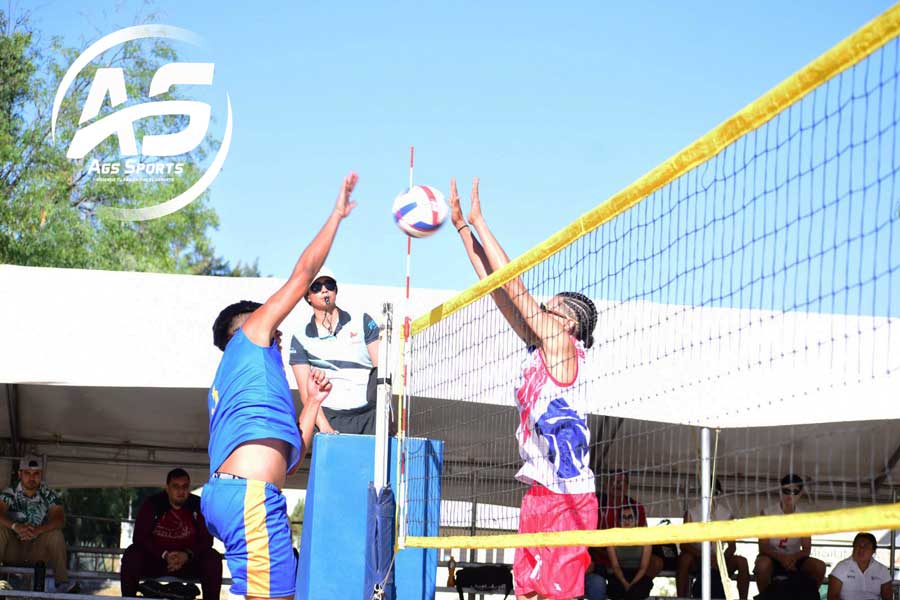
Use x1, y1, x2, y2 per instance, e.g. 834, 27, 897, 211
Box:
701, 427, 711, 600
891, 488, 897, 581
469, 468, 478, 537
5, 384, 20, 487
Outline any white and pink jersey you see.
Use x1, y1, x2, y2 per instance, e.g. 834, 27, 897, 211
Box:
514, 339, 594, 495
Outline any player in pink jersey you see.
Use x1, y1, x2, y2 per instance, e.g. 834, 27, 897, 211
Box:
449, 178, 599, 600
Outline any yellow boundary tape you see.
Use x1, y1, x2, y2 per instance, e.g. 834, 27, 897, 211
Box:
411, 2, 900, 336
404, 503, 900, 549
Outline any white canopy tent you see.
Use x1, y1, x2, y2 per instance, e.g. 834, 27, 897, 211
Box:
404, 291, 900, 518
0, 264, 897, 519
0, 264, 456, 489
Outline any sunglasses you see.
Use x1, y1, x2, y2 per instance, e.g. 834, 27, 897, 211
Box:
621, 514, 636, 522
781, 487, 802, 495
310, 279, 337, 293
540, 302, 569, 320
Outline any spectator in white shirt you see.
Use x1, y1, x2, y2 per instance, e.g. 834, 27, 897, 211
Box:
827, 532, 891, 600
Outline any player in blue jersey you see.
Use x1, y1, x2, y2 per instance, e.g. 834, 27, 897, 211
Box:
202, 172, 358, 600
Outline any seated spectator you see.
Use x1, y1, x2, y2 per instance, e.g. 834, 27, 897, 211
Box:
584, 492, 608, 600
605, 505, 653, 600
0, 455, 78, 593
754, 474, 826, 594
826, 532, 891, 600
675, 478, 749, 599
586, 469, 663, 600
121, 469, 222, 600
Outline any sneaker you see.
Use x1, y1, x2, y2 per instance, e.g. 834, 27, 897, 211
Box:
161, 582, 200, 600
138, 579, 169, 598
56, 581, 81, 594
0, 580, 12, 591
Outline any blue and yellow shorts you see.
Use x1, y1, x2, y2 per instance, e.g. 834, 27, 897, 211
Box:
202, 474, 296, 598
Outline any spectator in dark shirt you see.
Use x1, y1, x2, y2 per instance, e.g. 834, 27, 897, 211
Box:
589, 470, 662, 590
121, 469, 222, 600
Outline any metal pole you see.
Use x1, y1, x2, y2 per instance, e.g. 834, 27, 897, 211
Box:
469, 468, 478, 537
701, 427, 711, 600
373, 303, 393, 491
6, 384, 20, 487
890, 488, 897, 582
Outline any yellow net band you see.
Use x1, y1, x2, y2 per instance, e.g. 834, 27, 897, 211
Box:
404, 503, 900, 549
411, 2, 900, 337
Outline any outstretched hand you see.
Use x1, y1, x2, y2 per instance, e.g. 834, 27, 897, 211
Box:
334, 172, 359, 218
466, 176, 482, 226
449, 178, 465, 230
306, 367, 333, 405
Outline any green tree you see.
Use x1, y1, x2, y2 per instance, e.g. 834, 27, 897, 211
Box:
198, 257, 262, 277
0, 8, 237, 274
1, 7, 260, 550
290, 498, 305, 547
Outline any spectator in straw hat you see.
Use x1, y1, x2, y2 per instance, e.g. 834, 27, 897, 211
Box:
0, 454, 78, 593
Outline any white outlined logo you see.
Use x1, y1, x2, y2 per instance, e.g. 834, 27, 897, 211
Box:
52, 25, 232, 221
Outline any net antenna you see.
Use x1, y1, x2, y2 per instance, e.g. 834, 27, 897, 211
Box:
396, 145, 415, 548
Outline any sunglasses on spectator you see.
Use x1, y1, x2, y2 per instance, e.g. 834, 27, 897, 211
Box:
621, 514, 636, 522
310, 280, 337, 293
781, 487, 802, 495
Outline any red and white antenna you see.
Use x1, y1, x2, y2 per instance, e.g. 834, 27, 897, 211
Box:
397, 145, 415, 547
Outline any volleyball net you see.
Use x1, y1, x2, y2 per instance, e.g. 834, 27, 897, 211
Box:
398, 4, 900, 549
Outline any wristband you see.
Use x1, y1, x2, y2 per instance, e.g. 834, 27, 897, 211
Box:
456, 224, 469, 233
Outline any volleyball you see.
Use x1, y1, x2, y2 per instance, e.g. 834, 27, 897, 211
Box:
391, 185, 448, 238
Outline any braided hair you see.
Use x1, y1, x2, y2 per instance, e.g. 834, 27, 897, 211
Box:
556, 291, 598, 349
212, 300, 263, 351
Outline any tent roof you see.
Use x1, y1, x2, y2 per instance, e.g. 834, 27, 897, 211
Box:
1, 264, 897, 503
0, 264, 456, 488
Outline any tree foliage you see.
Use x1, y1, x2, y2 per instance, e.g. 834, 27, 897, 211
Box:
290, 497, 305, 546
59, 487, 156, 548
0, 8, 244, 274
2, 7, 261, 548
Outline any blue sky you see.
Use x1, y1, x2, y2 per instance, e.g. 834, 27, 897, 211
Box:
26, 0, 898, 296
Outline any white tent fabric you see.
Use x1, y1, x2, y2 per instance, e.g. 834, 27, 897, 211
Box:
408, 296, 900, 429
0, 264, 456, 488
0, 264, 897, 504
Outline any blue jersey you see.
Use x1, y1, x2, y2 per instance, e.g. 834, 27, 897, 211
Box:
207, 328, 301, 474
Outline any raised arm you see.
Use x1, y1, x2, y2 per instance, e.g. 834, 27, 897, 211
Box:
463, 178, 576, 370
449, 178, 536, 346
243, 173, 358, 347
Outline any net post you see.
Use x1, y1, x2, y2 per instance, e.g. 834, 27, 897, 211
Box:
701, 427, 711, 600
373, 302, 393, 491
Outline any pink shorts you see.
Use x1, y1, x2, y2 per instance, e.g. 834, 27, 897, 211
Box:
513, 485, 598, 599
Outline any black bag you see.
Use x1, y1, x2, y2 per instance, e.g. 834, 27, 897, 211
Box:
757, 572, 819, 600
454, 565, 513, 600
651, 542, 679, 571
690, 571, 727, 599
651, 519, 679, 571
